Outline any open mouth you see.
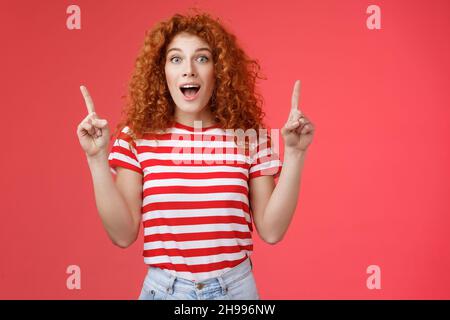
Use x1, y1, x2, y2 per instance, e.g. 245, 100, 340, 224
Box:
179, 84, 201, 99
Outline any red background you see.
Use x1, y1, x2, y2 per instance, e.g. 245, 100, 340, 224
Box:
1, 0, 449, 299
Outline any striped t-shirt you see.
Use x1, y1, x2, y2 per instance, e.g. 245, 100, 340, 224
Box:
108, 121, 283, 282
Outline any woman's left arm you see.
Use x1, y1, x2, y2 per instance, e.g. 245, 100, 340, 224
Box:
250, 80, 315, 244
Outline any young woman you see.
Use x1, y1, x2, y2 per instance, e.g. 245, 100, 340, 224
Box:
77, 12, 315, 300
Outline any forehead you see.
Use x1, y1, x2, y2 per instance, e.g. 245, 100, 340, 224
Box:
166, 32, 211, 52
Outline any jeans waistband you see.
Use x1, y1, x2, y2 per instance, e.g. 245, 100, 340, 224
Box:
144, 255, 253, 295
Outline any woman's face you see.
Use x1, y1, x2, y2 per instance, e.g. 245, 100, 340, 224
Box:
164, 32, 215, 120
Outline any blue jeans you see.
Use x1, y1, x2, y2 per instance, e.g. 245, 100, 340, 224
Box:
138, 256, 260, 300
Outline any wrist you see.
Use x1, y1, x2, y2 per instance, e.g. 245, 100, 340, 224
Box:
87, 151, 109, 166
284, 147, 307, 160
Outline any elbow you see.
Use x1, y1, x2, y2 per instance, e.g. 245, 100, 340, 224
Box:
258, 226, 284, 245
111, 221, 140, 249
264, 238, 281, 245
113, 240, 132, 249
262, 234, 283, 245
112, 238, 134, 249
112, 233, 138, 249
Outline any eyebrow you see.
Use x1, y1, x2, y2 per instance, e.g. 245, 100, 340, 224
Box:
166, 47, 212, 55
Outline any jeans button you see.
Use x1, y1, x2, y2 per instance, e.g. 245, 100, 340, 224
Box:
196, 283, 205, 290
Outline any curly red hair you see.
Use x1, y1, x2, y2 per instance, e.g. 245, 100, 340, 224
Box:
112, 10, 270, 147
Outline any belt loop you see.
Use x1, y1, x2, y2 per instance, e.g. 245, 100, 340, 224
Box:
166, 273, 176, 295
246, 252, 253, 269
217, 276, 228, 295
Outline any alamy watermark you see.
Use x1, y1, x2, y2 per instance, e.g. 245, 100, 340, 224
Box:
366, 265, 381, 290
168, 121, 281, 175
66, 265, 81, 290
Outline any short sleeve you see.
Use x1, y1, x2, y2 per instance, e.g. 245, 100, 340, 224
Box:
248, 133, 283, 179
108, 126, 143, 175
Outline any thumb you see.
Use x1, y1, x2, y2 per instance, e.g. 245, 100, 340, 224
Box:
281, 125, 290, 137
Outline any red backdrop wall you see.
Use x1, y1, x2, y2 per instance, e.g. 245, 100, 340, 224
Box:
1, 0, 449, 299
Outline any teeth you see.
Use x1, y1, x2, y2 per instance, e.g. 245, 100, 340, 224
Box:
180, 84, 200, 88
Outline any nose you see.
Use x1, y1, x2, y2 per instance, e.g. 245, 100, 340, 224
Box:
182, 70, 196, 77
182, 60, 196, 78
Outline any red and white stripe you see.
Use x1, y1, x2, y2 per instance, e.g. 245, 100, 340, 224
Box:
108, 123, 282, 282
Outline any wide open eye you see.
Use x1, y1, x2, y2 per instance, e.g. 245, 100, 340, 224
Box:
197, 56, 209, 63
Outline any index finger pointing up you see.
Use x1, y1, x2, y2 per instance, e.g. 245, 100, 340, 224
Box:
291, 80, 301, 113
80, 85, 96, 115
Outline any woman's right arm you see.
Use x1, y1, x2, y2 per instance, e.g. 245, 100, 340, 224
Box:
77, 85, 142, 248
87, 153, 142, 248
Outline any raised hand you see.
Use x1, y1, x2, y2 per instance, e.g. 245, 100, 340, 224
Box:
77, 85, 110, 158
281, 80, 315, 153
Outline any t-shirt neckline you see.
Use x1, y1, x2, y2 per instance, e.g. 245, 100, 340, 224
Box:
174, 121, 220, 132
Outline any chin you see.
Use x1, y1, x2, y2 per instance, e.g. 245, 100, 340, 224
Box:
175, 101, 207, 113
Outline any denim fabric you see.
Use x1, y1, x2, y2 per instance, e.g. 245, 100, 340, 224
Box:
138, 256, 259, 300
